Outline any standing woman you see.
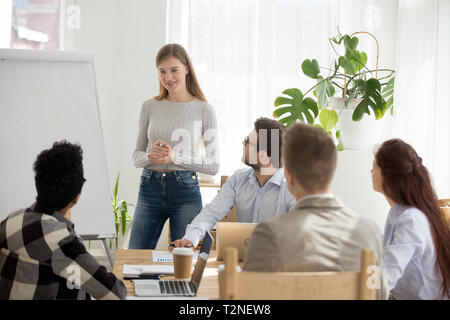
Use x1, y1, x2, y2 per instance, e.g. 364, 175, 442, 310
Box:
129, 44, 219, 249
371, 139, 450, 299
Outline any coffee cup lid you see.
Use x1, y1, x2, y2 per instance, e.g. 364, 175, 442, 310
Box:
173, 248, 194, 256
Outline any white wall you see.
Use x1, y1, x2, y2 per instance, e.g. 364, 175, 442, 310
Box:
331, 150, 390, 234
63, 0, 170, 248
338, 0, 398, 142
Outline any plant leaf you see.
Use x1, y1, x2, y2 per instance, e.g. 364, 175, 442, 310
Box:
119, 201, 128, 236
115, 221, 119, 237
314, 76, 335, 109
274, 88, 319, 126
343, 34, 359, 51
352, 78, 386, 121
339, 35, 367, 75
113, 173, 119, 208
336, 130, 344, 151
318, 109, 338, 133
344, 83, 363, 108
301, 59, 320, 79
327, 80, 336, 97
339, 56, 356, 75
382, 76, 395, 114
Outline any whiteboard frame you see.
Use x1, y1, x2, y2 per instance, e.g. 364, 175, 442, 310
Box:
0, 48, 115, 238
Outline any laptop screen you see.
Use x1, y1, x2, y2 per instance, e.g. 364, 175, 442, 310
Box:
190, 231, 214, 285
199, 230, 213, 256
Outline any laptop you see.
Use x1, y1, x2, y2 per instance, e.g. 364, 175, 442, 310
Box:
216, 222, 257, 261
133, 231, 213, 297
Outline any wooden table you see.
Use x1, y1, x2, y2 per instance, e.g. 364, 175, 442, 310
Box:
113, 249, 242, 299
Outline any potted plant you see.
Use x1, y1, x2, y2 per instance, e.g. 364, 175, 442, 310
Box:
111, 173, 134, 250
274, 28, 395, 150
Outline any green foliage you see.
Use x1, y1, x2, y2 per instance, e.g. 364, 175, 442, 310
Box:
302, 59, 321, 79
318, 109, 338, 134
314, 76, 335, 109
274, 88, 319, 127
274, 30, 395, 150
352, 78, 386, 121
382, 76, 395, 115
112, 173, 134, 247
338, 35, 368, 75
335, 130, 344, 151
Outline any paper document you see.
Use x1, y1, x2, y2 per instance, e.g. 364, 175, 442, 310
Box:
122, 264, 177, 276
152, 250, 198, 263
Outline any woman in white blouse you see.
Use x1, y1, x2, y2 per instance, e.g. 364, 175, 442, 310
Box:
371, 139, 450, 299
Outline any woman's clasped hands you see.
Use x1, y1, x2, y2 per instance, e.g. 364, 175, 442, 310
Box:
148, 140, 176, 164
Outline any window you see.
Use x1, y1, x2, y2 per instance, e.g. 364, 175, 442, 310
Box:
167, 0, 344, 176
168, 0, 450, 197
1, 0, 61, 50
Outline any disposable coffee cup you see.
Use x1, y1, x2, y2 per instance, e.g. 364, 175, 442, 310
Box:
173, 248, 194, 279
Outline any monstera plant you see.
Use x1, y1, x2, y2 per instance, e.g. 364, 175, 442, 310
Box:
274, 29, 395, 150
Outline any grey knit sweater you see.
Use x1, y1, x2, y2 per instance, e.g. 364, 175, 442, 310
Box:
133, 97, 220, 175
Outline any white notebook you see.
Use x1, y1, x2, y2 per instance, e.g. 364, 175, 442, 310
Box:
122, 264, 194, 277
122, 264, 174, 277
152, 250, 198, 263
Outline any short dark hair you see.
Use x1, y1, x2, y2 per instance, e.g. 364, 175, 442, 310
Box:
254, 117, 287, 168
33, 140, 86, 211
282, 123, 337, 192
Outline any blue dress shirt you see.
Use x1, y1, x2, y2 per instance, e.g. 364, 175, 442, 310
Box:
383, 203, 445, 299
184, 167, 296, 247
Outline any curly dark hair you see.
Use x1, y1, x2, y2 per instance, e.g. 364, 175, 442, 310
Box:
34, 140, 86, 211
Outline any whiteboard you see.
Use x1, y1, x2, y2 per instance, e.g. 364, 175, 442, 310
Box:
0, 49, 115, 236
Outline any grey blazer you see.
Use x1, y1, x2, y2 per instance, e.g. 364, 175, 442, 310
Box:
243, 194, 387, 299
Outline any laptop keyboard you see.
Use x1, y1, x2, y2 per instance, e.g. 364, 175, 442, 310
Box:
159, 280, 195, 296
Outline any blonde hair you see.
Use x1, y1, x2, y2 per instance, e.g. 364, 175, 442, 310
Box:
154, 43, 206, 101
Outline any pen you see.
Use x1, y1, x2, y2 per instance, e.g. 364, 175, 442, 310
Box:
124, 274, 161, 280
168, 243, 193, 248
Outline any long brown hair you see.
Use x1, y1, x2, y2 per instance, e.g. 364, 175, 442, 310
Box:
154, 43, 206, 101
375, 139, 450, 299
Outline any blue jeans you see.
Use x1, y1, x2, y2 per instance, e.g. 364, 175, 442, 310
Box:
128, 169, 203, 249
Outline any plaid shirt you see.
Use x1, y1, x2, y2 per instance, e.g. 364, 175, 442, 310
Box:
0, 203, 126, 300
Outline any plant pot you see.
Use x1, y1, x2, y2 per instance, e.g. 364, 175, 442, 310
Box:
331, 97, 386, 151
115, 221, 132, 250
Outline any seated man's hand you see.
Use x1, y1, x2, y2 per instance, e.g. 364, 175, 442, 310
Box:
168, 238, 193, 252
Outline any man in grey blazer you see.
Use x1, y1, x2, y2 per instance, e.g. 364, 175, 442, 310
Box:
243, 122, 387, 299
